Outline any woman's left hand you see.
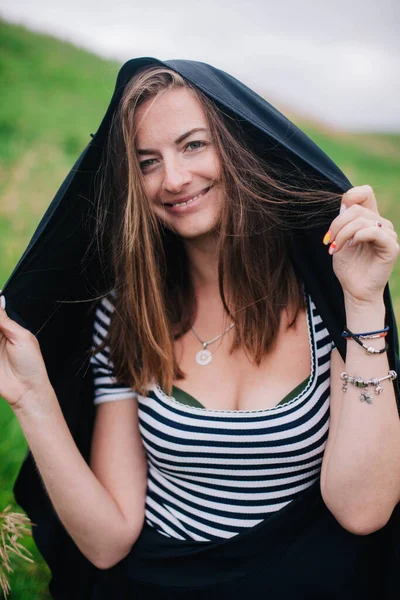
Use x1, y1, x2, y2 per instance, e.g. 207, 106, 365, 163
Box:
323, 185, 400, 304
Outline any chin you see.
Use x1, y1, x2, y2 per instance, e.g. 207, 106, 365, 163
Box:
174, 222, 220, 241
159, 215, 221, 241
182, 230, 217, 241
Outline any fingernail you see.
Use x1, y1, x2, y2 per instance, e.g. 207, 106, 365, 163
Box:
328, 241, 337, 255
0, 293, 6, 310
323, 230, 332, 245
340, 203, 347, 215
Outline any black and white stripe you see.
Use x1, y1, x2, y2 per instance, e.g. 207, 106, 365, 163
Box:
91, 290, 333, 542
90, 289, 138, 403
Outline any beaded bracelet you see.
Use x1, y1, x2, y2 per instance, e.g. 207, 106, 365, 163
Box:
342, 327, 388, 355
341, 325, 389, 339
340, 370, 397, 403
344, 331, 388, 340
357, 332, 388, 340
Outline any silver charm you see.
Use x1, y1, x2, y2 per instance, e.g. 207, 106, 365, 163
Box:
196, 347, 212, 366
191, 322, 235, 366
341, 370, 398, 405
360, 391, 373, 404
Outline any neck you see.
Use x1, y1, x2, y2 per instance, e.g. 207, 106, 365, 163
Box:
183, 234, 220, 293
182, 234, 233, 330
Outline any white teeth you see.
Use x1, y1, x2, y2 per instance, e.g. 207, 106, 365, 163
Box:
167, 187, 209, 208
174, 197, 195, 207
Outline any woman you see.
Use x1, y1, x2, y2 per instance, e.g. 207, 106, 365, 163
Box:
1, 59, 400, 599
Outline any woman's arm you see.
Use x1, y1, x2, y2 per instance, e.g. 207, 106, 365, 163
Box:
12, 387, 148, 569
321, 296, 400, 534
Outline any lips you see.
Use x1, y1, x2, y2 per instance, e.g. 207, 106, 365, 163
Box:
163, 185, 212, 207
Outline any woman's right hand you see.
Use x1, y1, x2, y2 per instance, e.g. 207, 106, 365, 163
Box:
0, 293, 52, 409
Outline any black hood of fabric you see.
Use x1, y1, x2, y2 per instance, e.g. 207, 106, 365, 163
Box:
2, 57, 399, 598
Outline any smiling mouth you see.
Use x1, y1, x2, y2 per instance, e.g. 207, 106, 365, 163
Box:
163, 185, 213, 208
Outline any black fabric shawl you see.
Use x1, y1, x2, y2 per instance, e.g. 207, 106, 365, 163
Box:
3, 58, 399, 599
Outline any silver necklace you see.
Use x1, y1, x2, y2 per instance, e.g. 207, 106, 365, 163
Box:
191, 323, 235, 366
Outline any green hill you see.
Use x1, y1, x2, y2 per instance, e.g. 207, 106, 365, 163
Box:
0, 17, 400, 599
0, 19, 121, 291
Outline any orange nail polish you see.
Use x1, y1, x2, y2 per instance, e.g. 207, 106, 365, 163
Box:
328, 241, 337, 255
322, 230, 331, 245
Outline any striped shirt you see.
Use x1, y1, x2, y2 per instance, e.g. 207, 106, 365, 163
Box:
90, 289, 334, 542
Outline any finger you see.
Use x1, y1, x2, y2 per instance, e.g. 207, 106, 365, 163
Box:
0, 300, 32, 345
323, 207, 393, 247
340, 204, 389, 226
377, 218, 396, 231
334, 225, 399, 256
342, 185, 378, 212
352, 226, 399, 249
0, 308, 19, 343
330, 217, 398, 253
339, 197, 395, 233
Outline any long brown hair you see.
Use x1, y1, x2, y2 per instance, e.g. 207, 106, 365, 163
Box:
90, 65, 342, 396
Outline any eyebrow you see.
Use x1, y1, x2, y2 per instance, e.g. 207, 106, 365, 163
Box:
137, 128, 209, 155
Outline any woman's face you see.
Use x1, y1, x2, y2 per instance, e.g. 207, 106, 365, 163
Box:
134, 87, 224, 241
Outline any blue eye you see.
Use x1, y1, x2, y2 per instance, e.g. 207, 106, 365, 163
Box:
186, 141, 206, 151
140, 158, 157, 171
139, 141, 207, 171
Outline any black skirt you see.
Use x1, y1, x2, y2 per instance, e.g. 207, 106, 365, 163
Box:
88, 481, 399, 600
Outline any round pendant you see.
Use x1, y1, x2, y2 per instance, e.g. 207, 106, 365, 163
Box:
196, 348, 212, 366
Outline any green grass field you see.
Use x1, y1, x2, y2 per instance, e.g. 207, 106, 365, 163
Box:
0, 17, 400, 599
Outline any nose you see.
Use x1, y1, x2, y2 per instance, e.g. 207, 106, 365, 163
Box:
162, 157, 192, 194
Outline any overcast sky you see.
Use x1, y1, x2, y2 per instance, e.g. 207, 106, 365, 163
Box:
1, 0, 399, 131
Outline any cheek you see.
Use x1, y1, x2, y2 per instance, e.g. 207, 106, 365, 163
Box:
208, 149, 222, 179
142, 175, 159, 202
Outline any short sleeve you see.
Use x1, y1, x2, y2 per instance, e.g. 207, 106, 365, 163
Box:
90, 290, 138, 405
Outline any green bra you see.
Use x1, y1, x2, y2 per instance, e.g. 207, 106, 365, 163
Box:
171, 376, 310, 410
170, 285, 312, 410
